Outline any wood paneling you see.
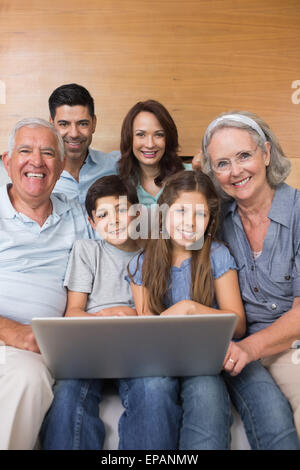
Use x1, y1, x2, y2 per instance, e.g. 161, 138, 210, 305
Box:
0, 0, 299, 186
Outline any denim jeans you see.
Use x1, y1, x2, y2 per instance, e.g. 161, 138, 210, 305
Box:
117, 377, 181, 450
40, 376, 181, 450
179, 375, 232, 450
223, 360, 300, 450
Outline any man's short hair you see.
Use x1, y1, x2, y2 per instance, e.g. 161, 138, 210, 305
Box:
8, 117, 65, 161
49, 83, 95, 119
85, 175, 139, 220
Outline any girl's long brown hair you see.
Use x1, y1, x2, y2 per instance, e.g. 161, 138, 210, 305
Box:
134, 170, 220, 315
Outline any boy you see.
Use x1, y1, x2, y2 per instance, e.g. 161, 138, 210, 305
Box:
40, 175, 181, 450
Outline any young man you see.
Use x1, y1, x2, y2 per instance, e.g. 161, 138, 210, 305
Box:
49, 83, 120, 204
40, 175, 181, 450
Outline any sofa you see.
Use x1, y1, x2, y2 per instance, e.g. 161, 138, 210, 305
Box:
0, 161, 250, 450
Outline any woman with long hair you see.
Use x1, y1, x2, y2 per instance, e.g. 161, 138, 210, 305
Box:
118, 99, 191, 206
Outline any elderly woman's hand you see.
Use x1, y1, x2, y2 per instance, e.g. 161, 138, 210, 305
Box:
223, 340, 256, 376
191, 151, 204, 171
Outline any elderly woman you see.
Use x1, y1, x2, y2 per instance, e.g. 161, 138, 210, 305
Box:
201, 111, 300, 448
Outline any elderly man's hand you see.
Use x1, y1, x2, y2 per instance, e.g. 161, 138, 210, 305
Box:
10, 324, 40, 353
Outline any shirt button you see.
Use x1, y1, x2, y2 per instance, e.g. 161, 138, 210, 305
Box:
251, 266, 254, 271
253, 287, 259, 292
271, 303, 277, 310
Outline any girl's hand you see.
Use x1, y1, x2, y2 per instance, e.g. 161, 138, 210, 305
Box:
223, 340, 256, 376
161, 300, 196, 316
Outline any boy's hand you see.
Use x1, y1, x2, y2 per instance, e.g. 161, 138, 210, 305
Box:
95, 307, 137, 317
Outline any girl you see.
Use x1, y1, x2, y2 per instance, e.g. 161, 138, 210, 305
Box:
127, 170, 246, 450
118, 99, 191, 207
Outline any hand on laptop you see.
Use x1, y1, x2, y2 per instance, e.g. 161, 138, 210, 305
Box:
161, 300, 196, 316
95, 306, 137, 317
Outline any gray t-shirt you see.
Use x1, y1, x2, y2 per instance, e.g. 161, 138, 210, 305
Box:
64, 239, 140, 314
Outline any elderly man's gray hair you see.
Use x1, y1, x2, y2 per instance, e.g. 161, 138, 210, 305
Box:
8, 118, 65, 162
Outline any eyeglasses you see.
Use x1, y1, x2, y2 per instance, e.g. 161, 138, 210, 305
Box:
211, 145, 259, 174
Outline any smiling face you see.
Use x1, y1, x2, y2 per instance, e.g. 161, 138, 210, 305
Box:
165, 190, 210, 252
89, 195, 136, 250
132, 111, 166, 169
3, 125, 64, 208
51, 104, 96, 164
208, 127, 271, 204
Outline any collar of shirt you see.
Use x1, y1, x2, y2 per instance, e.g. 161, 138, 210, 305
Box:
60, 149, 94, 181
136, 183, 164, 206
223, 183, 294, 229
88, 148, 103, 165
136, 163, 191, 207
0, 183, 71, 222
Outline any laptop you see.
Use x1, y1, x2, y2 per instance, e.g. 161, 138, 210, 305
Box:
31, 314, 237, 379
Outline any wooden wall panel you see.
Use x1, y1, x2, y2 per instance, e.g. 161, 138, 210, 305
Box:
0, 0, 299, 186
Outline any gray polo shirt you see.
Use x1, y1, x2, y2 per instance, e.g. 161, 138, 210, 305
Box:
221, 183, 300, 335
64, 238, 140, 314
0, 185, 91, 324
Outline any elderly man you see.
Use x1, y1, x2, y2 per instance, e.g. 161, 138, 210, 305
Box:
0, 118, 90, 450
49, 83, 120, 204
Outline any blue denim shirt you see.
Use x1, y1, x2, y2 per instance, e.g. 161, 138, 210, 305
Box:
221, 183, 300, 335
53, 148, 120, 205
127, 241, 237, 309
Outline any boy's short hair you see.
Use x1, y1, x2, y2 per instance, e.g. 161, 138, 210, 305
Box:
85, 175, 139, 220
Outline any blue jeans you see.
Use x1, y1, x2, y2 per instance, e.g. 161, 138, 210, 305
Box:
223, 361, 300, 450
40, 377, 181, 450
179, 375, 232, 450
